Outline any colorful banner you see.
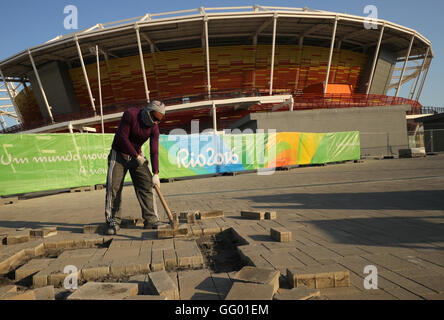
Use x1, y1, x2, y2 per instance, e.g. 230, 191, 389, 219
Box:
0, 132, 360, 196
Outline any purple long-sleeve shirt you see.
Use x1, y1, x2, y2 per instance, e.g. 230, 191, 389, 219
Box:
111, 108, 160, 173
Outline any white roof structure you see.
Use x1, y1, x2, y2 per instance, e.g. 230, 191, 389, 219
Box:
0, 5, 434, 132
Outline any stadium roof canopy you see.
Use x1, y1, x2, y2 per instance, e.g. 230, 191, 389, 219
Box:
0, 5, 433, 78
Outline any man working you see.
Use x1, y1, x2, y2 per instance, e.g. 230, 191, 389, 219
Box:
104, 100, 166, 235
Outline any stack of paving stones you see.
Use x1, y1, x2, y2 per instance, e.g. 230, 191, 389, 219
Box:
241, 210, 277, 220
157, 210, 230, 239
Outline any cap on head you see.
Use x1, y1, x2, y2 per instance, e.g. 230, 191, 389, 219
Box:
146, 100, 165, 116
141, 100, 165, 127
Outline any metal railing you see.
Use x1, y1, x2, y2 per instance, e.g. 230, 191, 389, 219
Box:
1, 90, 423, 133
422, 106, 444, 114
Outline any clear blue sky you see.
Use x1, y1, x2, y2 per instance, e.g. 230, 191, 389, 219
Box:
1, 0, 442, 126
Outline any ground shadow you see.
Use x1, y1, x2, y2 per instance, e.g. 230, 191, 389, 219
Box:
236, 190, 444, 250
236, 190, 444, 211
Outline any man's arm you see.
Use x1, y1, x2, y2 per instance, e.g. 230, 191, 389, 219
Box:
150, 125, 160, 174
114, 111, 139, 157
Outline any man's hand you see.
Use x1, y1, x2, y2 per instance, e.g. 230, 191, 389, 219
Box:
136, 154, 146, 166
152, 174, 160, 189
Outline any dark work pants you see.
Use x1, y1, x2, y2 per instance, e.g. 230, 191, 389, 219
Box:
104, 149, 158, 226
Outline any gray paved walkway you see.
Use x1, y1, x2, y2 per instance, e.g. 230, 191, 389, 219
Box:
1, 154, 444, 299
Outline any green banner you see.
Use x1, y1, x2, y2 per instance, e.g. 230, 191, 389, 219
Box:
0, 131, 360, 196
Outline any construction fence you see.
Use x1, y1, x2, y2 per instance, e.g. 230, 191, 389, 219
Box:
0, 131, 360, 196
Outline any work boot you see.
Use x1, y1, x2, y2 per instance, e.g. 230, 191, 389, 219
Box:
143, 220, 164, 230
106, 221, 120, 235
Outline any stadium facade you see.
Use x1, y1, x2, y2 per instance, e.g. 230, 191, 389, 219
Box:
0, 6, 434, 139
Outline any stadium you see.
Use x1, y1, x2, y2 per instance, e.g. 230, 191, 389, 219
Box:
0, 5, 434, 155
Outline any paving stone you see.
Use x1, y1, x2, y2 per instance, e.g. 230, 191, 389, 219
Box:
187, 212, 198, 224
0, 290, 36, 300
225, 282, 275, 300
148, 270, 179, 300
177, 269, 218, 300
103, 247, 140, 261
67, 282, 138, 300
287, 265, 350, 289
230, 227, 251, 245
274, 286, 321, 300
15, 258, 54, 281
261, 251, 306, 275
270, 227, 292, 242
83, 224, 106, 234
57, 248, 101, 260
30, 227, 57, 238
383, 287, 423, 300
421, 293, 444, 300
33, 286, 55, 300
175, 247, 204, 269
241, 210, 265, 220
190, 225, 203, 236
25, 242, 46, 258
0, 250, 27, 275
157, 224, 189, 239
211, 272, 233, 300
378, 269, 437, 296
361, 253, 423, 272
152, 239, 174, 251
163, 249, 178, 270
81, 260, 111, 281
214, 219, 231, 232
233, 266, 280, 294
0, 285, 17, 298
202, 223, 221, 235
405, 275, 444, 293
47, 257, 89, 287
151, 249, 165, 272
128, 274, 150, 295
108, 239, 134, 249
6, 230, 31, 245
265, 211, 277, 220
199, 210, 224, 220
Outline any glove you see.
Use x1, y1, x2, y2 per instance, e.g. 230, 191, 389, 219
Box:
136, 155, 146, 166
152, 174, 160, 188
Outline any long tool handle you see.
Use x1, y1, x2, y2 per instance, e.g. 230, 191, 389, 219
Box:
153, 184, 177, 229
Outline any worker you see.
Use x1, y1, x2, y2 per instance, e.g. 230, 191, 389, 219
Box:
104, 100, 166, 235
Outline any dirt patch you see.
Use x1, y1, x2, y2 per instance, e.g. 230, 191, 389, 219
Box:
196, 230, 247, 273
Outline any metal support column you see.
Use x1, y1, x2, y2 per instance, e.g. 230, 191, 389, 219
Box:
416, 59, 431, 101
395, 34, 415, 97
204, 16, 211, 98
75, 36, 96, 114
96, 45, 104, 134
0, 115, 5, 130
294, 36, 304, 92
410, 47, 429, 100
366, 24, 385, 95
324, 17, 338, 94
269, 13, 278, 95
28, 49, 54, 122
135, 25, 150, 103
212, 101, 217, 134
0, 68, 22, 124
